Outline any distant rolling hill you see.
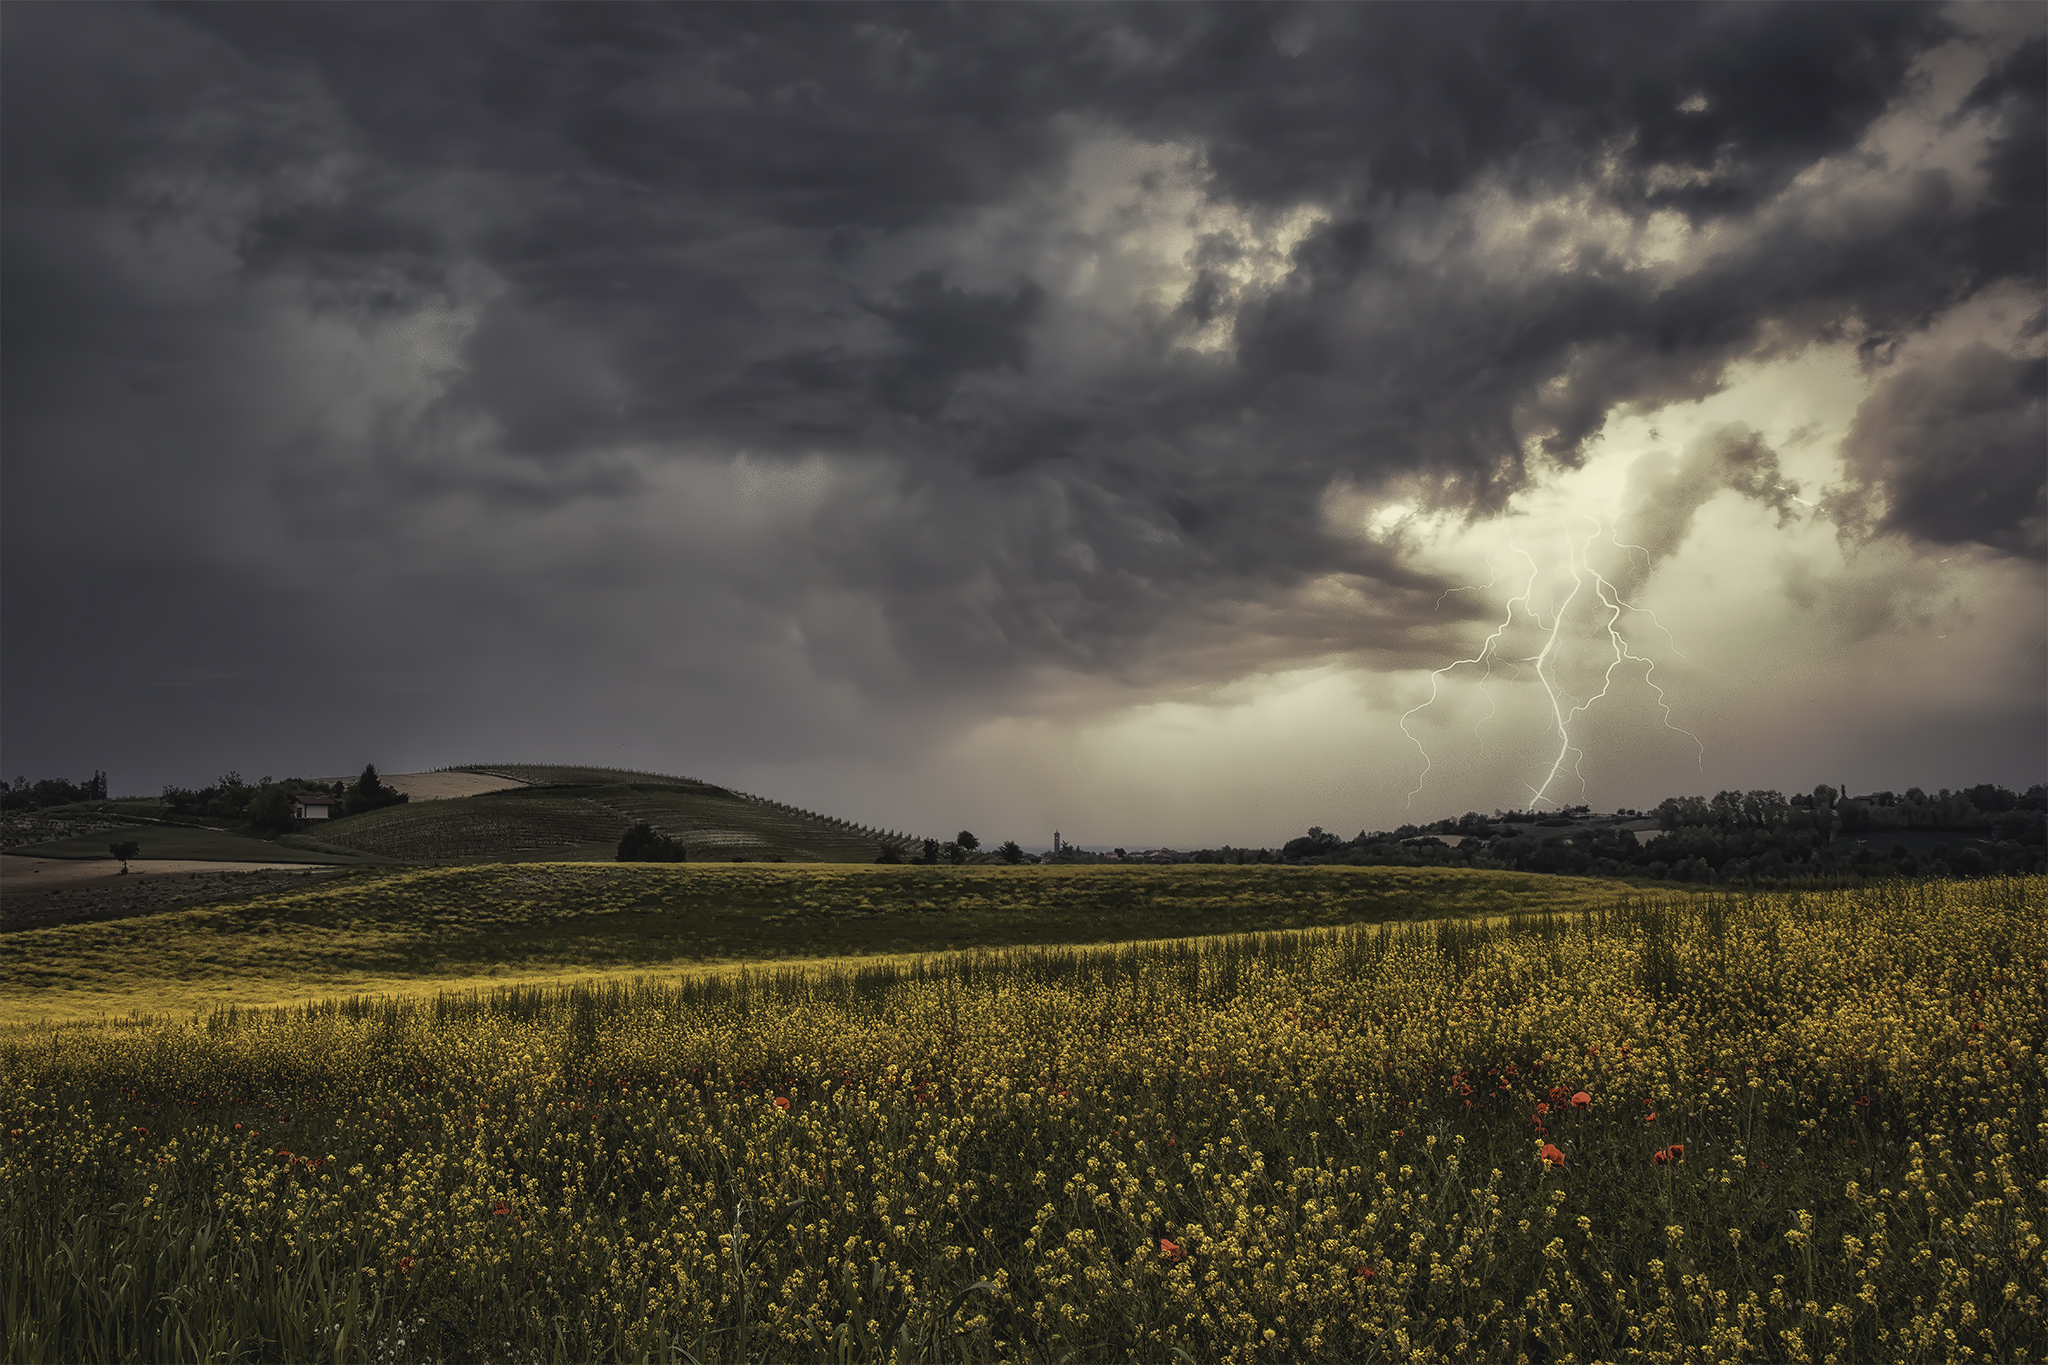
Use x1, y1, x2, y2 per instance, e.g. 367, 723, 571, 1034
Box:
304, 764, 930, 864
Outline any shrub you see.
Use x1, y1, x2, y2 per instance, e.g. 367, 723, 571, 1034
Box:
616, 821, 687, 863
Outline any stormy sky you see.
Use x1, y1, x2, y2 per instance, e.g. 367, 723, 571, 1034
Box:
4, 2, 2043, 847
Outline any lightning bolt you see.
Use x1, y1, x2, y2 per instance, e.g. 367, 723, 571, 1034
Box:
1524, 527, 1592, 808
1400, 551, 1539, 806
1604, 531, 1691, 662
1406, 517, 1703, 812
1587, 528, 1704, 777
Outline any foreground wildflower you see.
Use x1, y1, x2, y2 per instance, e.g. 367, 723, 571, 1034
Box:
0, 875, 2037, 1364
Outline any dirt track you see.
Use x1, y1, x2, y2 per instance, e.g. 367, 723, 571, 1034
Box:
1, 856, 362, 932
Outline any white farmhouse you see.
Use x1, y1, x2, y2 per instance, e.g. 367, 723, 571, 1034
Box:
291, 792, 336, 822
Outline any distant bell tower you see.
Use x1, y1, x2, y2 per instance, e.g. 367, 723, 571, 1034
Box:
1053, 830, 1062, 854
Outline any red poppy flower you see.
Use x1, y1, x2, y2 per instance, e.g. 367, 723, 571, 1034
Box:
1667, 1143, 1683, 1160
1652, 1148, 1671, 1166
1539, 1143, 1566, 1167
134, 1126, 148, 1138
493, 1204, 511, 1216
1535, 1103, 1550, 1115
773, 1096, 790, 1110
1160, 1238, 1186, 1261
1570, 1092, 1591, 1110
276, 1149, 292, 1159
1854, 1096, 1869, 1107
1644, 1113, 1658, 1123
1354, 1265, 1376, 1281
399, 1257, 416, 1273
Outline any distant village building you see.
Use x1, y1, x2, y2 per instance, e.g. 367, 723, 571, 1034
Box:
292, 792, 336, 822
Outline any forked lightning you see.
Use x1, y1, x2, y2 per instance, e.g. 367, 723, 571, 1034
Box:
1400, 517, 1702, 809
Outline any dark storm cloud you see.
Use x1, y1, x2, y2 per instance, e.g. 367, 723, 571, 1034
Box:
2, 1, 2041, 793
865, 271, 1045, 420
1094, 3, 1946, 210
1960, 34, 2047, 282
1831, 344, 2048, 558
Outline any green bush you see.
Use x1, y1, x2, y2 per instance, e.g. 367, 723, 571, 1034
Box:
616, 821, 687, 863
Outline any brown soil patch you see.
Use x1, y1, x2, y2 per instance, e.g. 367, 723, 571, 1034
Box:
309, 771, 531, 802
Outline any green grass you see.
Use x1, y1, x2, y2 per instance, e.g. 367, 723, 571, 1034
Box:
4, 822, 384, 865
0, 863, 1657, 1023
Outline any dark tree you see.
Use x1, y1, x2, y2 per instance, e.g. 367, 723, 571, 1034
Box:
617, 822, 688, 863
875, 844, 904, 864
1283, 826, 1343, 860
246, 785, 297, 836
32, 777, 85, 808
998, 840, 1024, 864
342, 764, 410, 817
108, 839, 140, 873
956, 830, 979, 852
921, 838, 940, 865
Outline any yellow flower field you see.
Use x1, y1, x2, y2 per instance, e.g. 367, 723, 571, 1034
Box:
3, 876, 2042, 1363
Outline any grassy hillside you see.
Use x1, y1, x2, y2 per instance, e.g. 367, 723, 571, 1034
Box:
452, 762, 724, 788
5, 820, 386, 865
0, 862, 1656, 1023
313, 766, 929, 863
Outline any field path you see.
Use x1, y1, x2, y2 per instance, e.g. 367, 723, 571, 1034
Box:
2, 854, 319, 896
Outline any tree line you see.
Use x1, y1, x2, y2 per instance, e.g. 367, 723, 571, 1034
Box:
4, 764, 410, 835
1275, 782, 2046, 883
156, 765, 408, 833
1, 771, 108, 810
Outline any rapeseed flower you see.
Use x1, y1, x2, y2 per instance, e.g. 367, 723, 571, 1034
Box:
1, 874, 2037, 1363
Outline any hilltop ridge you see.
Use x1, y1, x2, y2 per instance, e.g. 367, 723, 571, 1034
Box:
297, 763, 934, 864
3, 763, 939, 867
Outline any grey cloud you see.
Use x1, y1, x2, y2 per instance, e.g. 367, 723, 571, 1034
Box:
1097, 3, 1947, 211
1830, 343, 2048, 559
1960, 34, 2045, 284
2, 1, 2040, 799
864, 270, 1045, 420
1616, 426, 1805, 589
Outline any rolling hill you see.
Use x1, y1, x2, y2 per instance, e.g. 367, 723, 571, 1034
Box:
301, 764, 932, 864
